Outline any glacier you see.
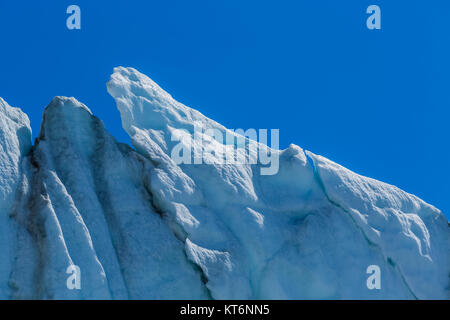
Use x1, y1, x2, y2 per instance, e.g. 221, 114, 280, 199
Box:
0, 67, 448, 299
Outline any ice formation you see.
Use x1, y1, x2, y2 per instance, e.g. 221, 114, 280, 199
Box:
0, 67, 448, 299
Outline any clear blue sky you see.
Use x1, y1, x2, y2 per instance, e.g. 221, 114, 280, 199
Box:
0, 1, 448, 219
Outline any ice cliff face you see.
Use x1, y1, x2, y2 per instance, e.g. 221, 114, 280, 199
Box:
7, 97, 208, 299
0, 67, 448, 299
0, 98, 32, 298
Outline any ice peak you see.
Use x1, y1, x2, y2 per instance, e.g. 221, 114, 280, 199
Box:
107, 66, 215, 139
37, 96, 98, 146
45, 96, 93, 115
0, 97, 31, 131
112, 67, 171, 93
282, 144, 303, 157
0, 97, 32, 157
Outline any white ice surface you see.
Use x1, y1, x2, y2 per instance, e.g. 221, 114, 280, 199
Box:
0, 98, 31, 299
106, 67, 449, 299
0, 66, 447, 299
4, 97, 208, 299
